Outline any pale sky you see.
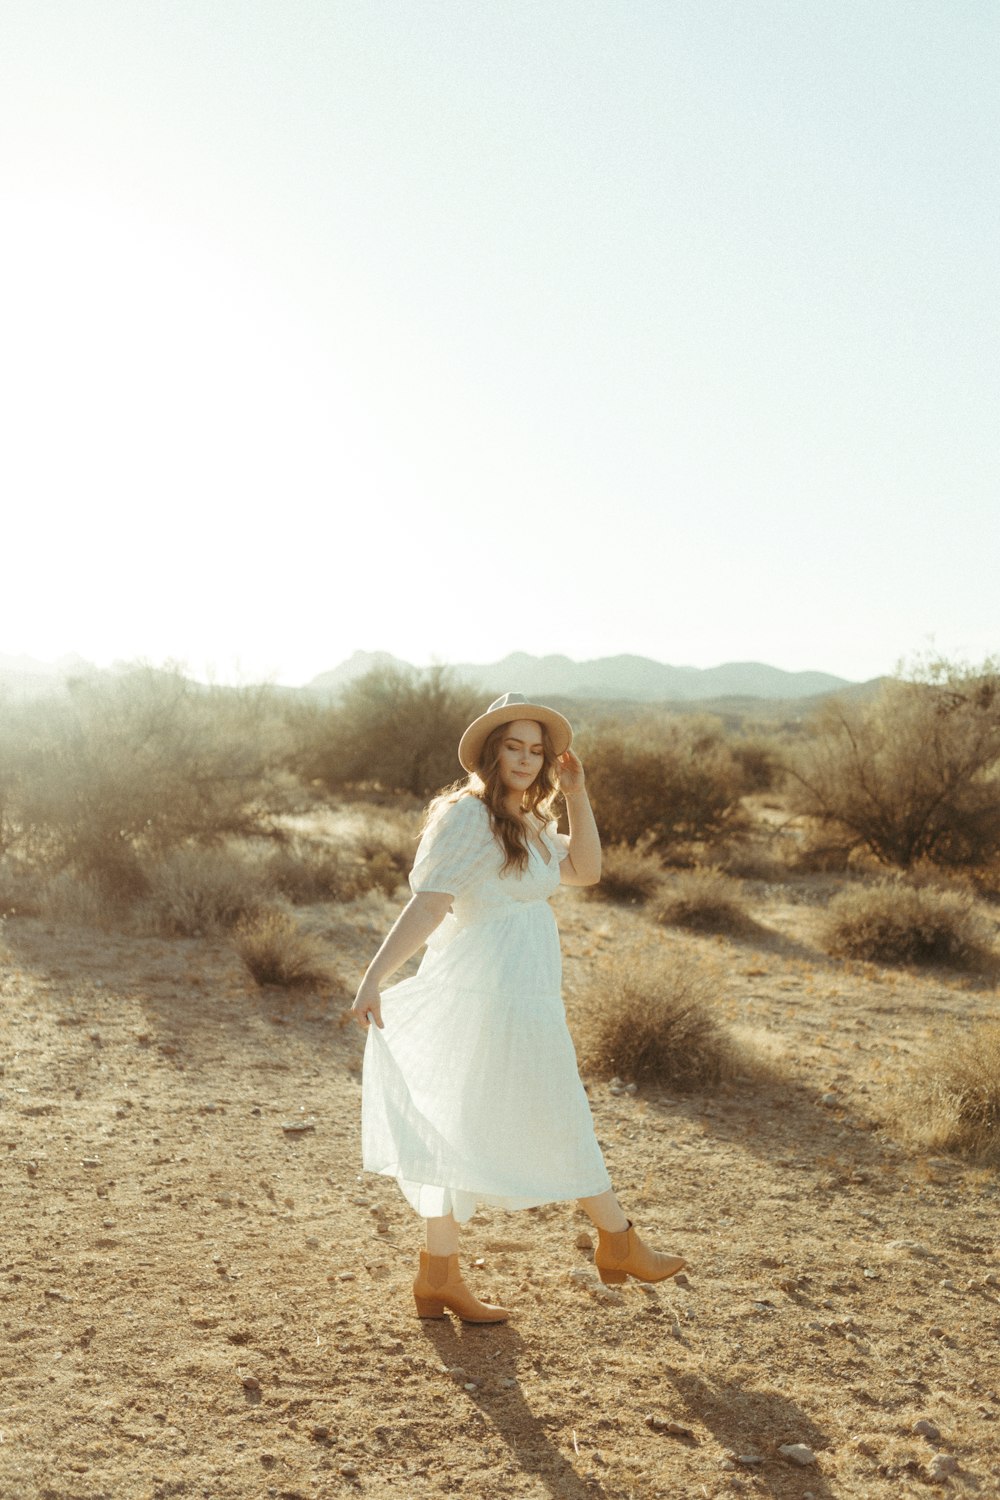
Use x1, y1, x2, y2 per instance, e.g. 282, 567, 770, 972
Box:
2, 1, 997, 687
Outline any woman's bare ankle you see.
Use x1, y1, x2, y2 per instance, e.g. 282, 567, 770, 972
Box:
578, 1189, 630, 1234
425, 1213, 460, 1257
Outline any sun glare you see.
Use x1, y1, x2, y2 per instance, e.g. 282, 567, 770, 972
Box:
1, 191, 417, 677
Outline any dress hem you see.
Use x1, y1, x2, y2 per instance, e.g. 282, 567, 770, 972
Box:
367, 1164, 613, 1224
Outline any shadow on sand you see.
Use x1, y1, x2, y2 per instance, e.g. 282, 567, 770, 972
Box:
413, 1315, 837, 1499
660, 1363, 836, 1496
416, 1318, 608, 1500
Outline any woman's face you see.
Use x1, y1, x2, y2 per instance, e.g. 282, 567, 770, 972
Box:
496, 719, 545, 795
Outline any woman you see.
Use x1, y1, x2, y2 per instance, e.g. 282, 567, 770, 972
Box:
351, 692, 685, 1322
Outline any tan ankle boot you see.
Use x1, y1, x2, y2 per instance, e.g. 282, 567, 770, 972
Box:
412, 1252, 510, 1323
594, 1220, 686, 1285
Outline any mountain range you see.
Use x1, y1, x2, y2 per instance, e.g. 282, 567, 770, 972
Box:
0, 649, 870, 705
308, 650, 864, 703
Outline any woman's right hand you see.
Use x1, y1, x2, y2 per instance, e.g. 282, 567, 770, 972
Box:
347, 893, 452, 1033
351, 974, 384, 1031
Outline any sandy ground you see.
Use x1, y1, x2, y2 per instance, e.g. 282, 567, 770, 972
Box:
2, 879, 999, 1500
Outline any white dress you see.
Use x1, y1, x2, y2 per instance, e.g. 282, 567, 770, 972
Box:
361, 794, 612, 1223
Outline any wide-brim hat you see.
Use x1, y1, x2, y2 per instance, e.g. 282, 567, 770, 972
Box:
458, 692, 573, 773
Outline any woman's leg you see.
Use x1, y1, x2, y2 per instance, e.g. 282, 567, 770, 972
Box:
425, 1212, 460, 1256
414, 1212, 509, 1322
577, 1188, 629, 1233
578, 1187, 686, 1284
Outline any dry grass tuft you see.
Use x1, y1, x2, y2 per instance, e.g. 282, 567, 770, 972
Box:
575, 942, 739, 1090
582, 843, 663, 905
822, 879, 997, 969
138, 846, 268, 936
894, 1022, 1000, 1162
652, 867, 752, 934
233, 908, 334, 990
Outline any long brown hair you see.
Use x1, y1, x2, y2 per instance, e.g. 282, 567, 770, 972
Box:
425, 719, 562, 875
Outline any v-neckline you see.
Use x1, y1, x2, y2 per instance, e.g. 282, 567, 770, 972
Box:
515, 811, 551, 867
527, 833, 552, 867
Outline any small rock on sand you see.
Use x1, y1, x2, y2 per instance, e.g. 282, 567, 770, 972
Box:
645, 1414, 695, 1440
778, 1443, 816, 1466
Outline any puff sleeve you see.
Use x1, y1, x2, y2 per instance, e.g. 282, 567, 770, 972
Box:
542, 820, 571, 863
408, 796, 496, 898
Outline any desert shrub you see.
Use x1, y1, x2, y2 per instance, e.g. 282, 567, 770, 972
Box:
729, 735, 782, 793
788, 659, 1000, 869
233, 908, 334, 989
581, 842, 663, 904
267, 827, 405, 903
2, 667, 291, 890
265, 839, 364, 905
969, 866, 1000, 902
38, 871, 119, 929
0, 752, 15, 858
0, 853, 43, 917
349, 807, 420, 881
576, 943, 737, 1089
138, 846, 269, 935
822, 879, 996, 969
361, 851, 407, 896
653, 867, 752, 933
895, 1022, 1000, 1162
583, 717, 746, 855
706, 834, 787, 882
290, 664, 482, 798
786, 836, 856, 874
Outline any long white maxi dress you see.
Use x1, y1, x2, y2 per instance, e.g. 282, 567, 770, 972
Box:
361, 793, 612, 1223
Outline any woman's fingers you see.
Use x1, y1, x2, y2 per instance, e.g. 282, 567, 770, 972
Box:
558, 749, 586, 792
351, 994, 384, 1030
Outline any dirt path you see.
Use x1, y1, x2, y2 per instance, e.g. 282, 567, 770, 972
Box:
2, 886, 999, 1499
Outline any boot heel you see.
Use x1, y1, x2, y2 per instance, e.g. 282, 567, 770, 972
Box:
414, 1295, 447, 1318
597, 1268, 626, 1285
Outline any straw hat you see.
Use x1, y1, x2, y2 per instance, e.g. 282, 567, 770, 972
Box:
458, 692, 573, 773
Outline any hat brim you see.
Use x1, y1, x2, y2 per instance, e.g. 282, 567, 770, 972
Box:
458, 703, 573, 774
